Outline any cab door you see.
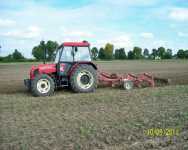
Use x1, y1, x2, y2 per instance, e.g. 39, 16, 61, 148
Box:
57, 46, 74, 77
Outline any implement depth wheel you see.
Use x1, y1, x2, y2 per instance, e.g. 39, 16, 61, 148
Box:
70, 65, 97, 93
123, 80, 133, 90
31, 74, 55, 97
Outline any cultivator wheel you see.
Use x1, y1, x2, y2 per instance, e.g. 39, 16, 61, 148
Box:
123, 80, 134, 90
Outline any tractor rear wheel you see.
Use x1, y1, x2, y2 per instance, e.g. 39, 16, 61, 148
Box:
31, 74, 55, 97
70, 65, 97, 93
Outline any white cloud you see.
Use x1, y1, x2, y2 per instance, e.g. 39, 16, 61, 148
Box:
100, 0, 159, 7
69, 31, 93, 38
110, 35, 133, 48
153, 40, 168, 47
1, 1, 188, 58
28, 26, 41, 33
60, 27, 94, 39
0, 19, 15, 27
169, 8, 188, 21
140, 32, 154, 39
178, 32, 188, 37
1, 25, 41, 39
95, 34, 133, 49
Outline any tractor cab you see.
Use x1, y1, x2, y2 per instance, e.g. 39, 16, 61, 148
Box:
54, 41, 97, 78
54, 41, 93, 77
55, 41, 91, 63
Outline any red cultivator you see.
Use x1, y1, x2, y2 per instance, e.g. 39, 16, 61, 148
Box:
98, 71, 169, 90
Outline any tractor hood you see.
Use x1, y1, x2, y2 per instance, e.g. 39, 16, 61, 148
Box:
30, 64, 57, 79
32, 63, 56, 73
36, 63, 56, 72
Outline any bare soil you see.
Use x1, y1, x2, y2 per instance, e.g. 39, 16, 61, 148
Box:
0, 60, 188, 150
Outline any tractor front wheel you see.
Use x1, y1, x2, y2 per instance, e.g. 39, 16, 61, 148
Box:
31, 74, 55, 97
70, 65, 97, 93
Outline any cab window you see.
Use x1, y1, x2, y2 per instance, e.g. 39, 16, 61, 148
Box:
60, 46, 73, 62
74, 47, 91, 61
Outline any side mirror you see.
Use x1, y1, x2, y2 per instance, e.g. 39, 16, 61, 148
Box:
75, 47, 78, 52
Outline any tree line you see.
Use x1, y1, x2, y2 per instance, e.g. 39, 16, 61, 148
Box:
0, 40, 58, 62
0, 40, 188, 62
0, 49, 28, 62
91, 43, 188, 60
92, 43, 188, 60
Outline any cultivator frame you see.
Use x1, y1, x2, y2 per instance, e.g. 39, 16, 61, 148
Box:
98, 71, 169, 89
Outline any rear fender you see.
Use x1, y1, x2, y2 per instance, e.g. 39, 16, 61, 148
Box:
68, 62, 97, 77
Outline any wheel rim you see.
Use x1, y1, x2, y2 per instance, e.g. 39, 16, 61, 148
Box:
77, 70, 94, 89
37, 79, 51, 94
125, 83, 131, 89
124, 81, 133, 90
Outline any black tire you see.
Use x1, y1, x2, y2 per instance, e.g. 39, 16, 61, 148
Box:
70, 64, 97, 93
31, 74, 55, 97
24, 79, 31, 92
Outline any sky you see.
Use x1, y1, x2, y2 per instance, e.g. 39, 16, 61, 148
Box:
0, 0, 188, 58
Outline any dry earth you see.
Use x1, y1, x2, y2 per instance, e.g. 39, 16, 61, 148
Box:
0, 60, 188, 150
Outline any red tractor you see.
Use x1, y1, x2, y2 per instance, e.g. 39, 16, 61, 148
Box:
24, 41, 169, 97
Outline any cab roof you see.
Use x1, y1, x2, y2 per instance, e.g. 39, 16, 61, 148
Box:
58, 41, 90, 48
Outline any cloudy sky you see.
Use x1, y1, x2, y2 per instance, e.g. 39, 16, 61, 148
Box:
0, 0, 188, 58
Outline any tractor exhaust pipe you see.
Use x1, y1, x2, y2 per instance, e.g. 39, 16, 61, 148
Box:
43, 47, 47, 64
40, 41, 47, 64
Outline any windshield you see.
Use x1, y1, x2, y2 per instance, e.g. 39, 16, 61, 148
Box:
54, 46, 73, 63
60, 46, 73, 62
